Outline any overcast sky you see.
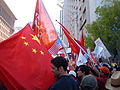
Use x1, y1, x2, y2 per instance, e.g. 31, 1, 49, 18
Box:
4, 0, 61, 30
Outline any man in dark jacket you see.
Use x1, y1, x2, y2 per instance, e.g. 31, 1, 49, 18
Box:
49, 56, 80, 90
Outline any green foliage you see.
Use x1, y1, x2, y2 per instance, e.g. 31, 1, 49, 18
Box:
85, 0, 120, 55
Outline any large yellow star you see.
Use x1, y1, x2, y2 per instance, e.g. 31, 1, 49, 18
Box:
40, 50, 44, 55
32, 48, 37, 53
24, 42, 29, 46
30, 34, 41, 44
21, 36, 26, 39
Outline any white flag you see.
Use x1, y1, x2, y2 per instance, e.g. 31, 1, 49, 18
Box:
95, 38, 111, 58
76, 50, 88, 66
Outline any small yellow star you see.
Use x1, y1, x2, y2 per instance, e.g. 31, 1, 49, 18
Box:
24, 42, 29, 46
40, 50, 44, 55
30, 34, 41, 44
21, 36, 26, 39
70, 34, 74, 39
32, 48, 37, 53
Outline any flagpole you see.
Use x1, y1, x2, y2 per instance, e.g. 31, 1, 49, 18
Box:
56, 32, 70, 60
56, 20, 94, 63
67, 31, 94, 63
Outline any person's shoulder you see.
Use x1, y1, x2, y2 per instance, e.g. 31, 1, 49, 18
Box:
48, 80, 61, 90
60, 75, 75, 81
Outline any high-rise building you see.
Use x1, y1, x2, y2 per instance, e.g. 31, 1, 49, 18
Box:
63, 0, 96, 44
0, 0, 16, 42
59, 0, 112, 46
57, 0, 64, 39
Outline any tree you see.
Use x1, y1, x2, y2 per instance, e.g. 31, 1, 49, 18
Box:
85, 0, 120, 57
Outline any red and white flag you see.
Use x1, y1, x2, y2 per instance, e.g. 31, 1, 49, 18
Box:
32, 0, 61, 55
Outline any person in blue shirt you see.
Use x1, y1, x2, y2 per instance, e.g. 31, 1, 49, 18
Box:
49, 56, 80, 90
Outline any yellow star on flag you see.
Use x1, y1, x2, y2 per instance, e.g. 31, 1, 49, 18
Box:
70, 34, 75, 39
21, 36, 26, 39
24, 42, 29, 46
30, 34, 41, 44
32, 48, 37, 53
40, 50, 44, 55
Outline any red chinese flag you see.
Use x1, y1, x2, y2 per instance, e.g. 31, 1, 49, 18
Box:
56, 21, 83, 54
32, 0, 58, 49
0, 24, 56, 90
61, 27, 80, 54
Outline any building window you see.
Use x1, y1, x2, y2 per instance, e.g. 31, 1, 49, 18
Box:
79, 7, 81, 11
83, 0, 85, 2
80, 17, 82, 21
83, 7, 86, 13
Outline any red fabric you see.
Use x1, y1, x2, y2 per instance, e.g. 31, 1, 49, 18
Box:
56, 21, 87, 54
32, 0, 58, 49
59, 54, 65, 57
80, 29, 84, 47
98, 67, 110, 74
75, 40, 87, 54
56, 21, 80, 54
0, 24, 56, 90
63, 28, 80, 54
90, 51, 97, 63
96, 77, 108, 90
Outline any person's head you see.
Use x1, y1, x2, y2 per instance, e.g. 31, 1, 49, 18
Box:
76, 65, 91, 78
81, 74, 98, 90
99, 58, 103, 63
105, 71, 120, 90
51, 56, 68, 78
103, 63, 113, 72
98, 66, 110, 77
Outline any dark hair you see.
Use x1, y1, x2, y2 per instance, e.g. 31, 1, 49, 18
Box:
99, 58, 103, 63
76, 65, 92, 75
51, 56, 68, 71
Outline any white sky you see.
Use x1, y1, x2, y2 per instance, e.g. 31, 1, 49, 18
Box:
4, 0, 61, 30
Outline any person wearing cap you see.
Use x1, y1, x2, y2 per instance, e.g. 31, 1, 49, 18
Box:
97, 66, 110, 90
98, 66, 110, 77
80, 74, 98, 90
49, 56, 80, 90
69, 70, 77, 78
105, 71, 120, 90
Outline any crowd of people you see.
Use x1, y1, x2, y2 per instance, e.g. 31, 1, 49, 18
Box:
0, 56, 120, 90
49, 56, 120, 90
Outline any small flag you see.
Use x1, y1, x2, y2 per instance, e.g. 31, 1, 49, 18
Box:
76, 50, 88, 66
48, 39, 63, 56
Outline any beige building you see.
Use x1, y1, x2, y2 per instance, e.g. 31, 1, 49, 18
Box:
0, 0, 16, 42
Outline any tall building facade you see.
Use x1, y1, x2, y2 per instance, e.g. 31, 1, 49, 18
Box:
63, 0, 96, 45
57, 0, 64, 39
0, 0, 16, 42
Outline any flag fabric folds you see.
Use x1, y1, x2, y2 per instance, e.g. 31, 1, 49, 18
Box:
32, 0, 61, 55
0, 24, 56, 90
80, 29, 85, 47
32, 0, 58, 49
57, 21, 86, 54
